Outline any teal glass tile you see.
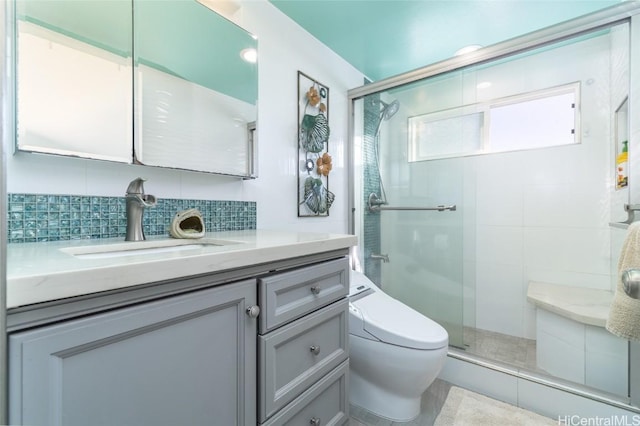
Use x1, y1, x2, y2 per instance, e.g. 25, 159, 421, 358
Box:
7, 192, 256, 243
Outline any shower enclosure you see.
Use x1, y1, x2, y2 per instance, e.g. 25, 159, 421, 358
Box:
349, 2, 640, 410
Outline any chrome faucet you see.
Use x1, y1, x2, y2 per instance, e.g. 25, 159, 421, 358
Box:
125, 177, 157, 241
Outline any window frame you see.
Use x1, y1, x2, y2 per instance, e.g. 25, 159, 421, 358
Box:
407, 81, 581, 162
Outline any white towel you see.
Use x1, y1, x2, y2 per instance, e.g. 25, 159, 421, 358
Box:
606, 222, 640, 341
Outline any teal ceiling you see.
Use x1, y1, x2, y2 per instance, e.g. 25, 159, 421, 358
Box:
269, 0, 620, 82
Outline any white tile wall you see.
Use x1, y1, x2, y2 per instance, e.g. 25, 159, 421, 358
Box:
476, 262, 524, 336
523, 183, 570, 228
537, 309, 585, 347
538, 329, 586, 384
475, 175, 524, 228
523, 228, 568, 272
535, 309, 629, 397
463, 260, 477, 328
524, 266, 610, 291
585, 326, 628, 396
522, 180, 609, 229
611, 227, 627, 291
537, 310, 586, 384
523, 301, 537, 340
476, 226, 523, 266
629, 17, 640, 205
565, 229, 611, 276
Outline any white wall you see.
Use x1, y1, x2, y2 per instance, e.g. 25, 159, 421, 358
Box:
5, 0, 364, 234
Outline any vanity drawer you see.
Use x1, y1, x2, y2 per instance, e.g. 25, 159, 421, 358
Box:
260, 360, 349, 426
259, 257, 349, 333
258, 298, 349, 421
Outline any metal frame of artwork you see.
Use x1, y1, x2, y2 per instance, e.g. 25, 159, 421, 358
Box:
297, 71, 334, 217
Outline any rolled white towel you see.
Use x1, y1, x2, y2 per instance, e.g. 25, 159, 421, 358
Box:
606, 222, 640, 341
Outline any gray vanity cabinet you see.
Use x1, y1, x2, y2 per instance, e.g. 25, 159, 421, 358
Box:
258, 258, 350, 425
9, 279, 258, 426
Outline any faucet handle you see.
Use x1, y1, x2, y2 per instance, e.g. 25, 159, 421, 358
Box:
126, 177, 147, 195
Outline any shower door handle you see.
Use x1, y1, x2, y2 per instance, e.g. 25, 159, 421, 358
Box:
622, 269, 640, 299
368, 192, 456, 212
371, 204, 457, 212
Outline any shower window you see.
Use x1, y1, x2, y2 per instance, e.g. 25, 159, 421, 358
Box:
408, 107, 485, 161
489, 83, 578, 152
408, 82, 579, 161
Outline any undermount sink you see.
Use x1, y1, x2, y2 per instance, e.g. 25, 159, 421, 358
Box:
60, 238, 242, 260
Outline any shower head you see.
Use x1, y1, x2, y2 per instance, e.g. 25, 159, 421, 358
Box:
374, 99, 400, 137
380, 100, 400, 121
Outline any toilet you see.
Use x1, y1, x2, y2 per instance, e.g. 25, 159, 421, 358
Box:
348, 270, 448, 422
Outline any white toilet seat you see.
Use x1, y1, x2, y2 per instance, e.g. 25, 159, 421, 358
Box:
349, 289, 448, 350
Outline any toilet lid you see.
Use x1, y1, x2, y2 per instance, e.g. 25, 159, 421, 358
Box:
351, 291, 449, 350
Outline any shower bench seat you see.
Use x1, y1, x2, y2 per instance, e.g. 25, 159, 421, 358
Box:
526, 281, 627, 397
526, 281, 613, 327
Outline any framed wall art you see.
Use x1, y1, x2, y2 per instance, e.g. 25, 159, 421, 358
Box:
297, 71, 334, 217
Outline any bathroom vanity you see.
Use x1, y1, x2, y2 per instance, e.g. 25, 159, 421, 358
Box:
6, 230, 355, 425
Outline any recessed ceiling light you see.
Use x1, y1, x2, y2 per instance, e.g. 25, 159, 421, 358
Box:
455, 45, 483, 56
240, 48, 257, 63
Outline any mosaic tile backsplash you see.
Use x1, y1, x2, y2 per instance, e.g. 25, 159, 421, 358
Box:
7, 193, 257, 243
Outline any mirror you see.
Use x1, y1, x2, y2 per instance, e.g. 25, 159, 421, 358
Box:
15, 0, 133, 162
14, 0, 258, 178
134, 1, 258, 178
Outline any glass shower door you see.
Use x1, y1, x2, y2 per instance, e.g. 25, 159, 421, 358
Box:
352, 73, 468, 348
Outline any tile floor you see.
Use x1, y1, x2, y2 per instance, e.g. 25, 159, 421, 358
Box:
462, 326, 541, 372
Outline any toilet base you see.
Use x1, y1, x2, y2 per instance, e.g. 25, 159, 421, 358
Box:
348, 334, 447, 422
349, 371, 421, 422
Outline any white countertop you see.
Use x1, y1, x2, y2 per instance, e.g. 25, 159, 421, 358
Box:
527, 281, 614, 327
7, 230, 357, 309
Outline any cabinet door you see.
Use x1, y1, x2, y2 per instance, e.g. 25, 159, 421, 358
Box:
16, 0, 133, 162
9, 279, 257, 426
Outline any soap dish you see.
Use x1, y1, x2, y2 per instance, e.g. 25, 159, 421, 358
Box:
169, 208, 205, 239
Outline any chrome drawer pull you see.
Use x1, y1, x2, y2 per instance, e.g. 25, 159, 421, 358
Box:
309, 345, 321, 355
310, 286, 321, 295
245, 305, 260, 318
310, 417, 321, 426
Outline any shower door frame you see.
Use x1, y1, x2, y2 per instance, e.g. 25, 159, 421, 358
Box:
347, 1, 640, 412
